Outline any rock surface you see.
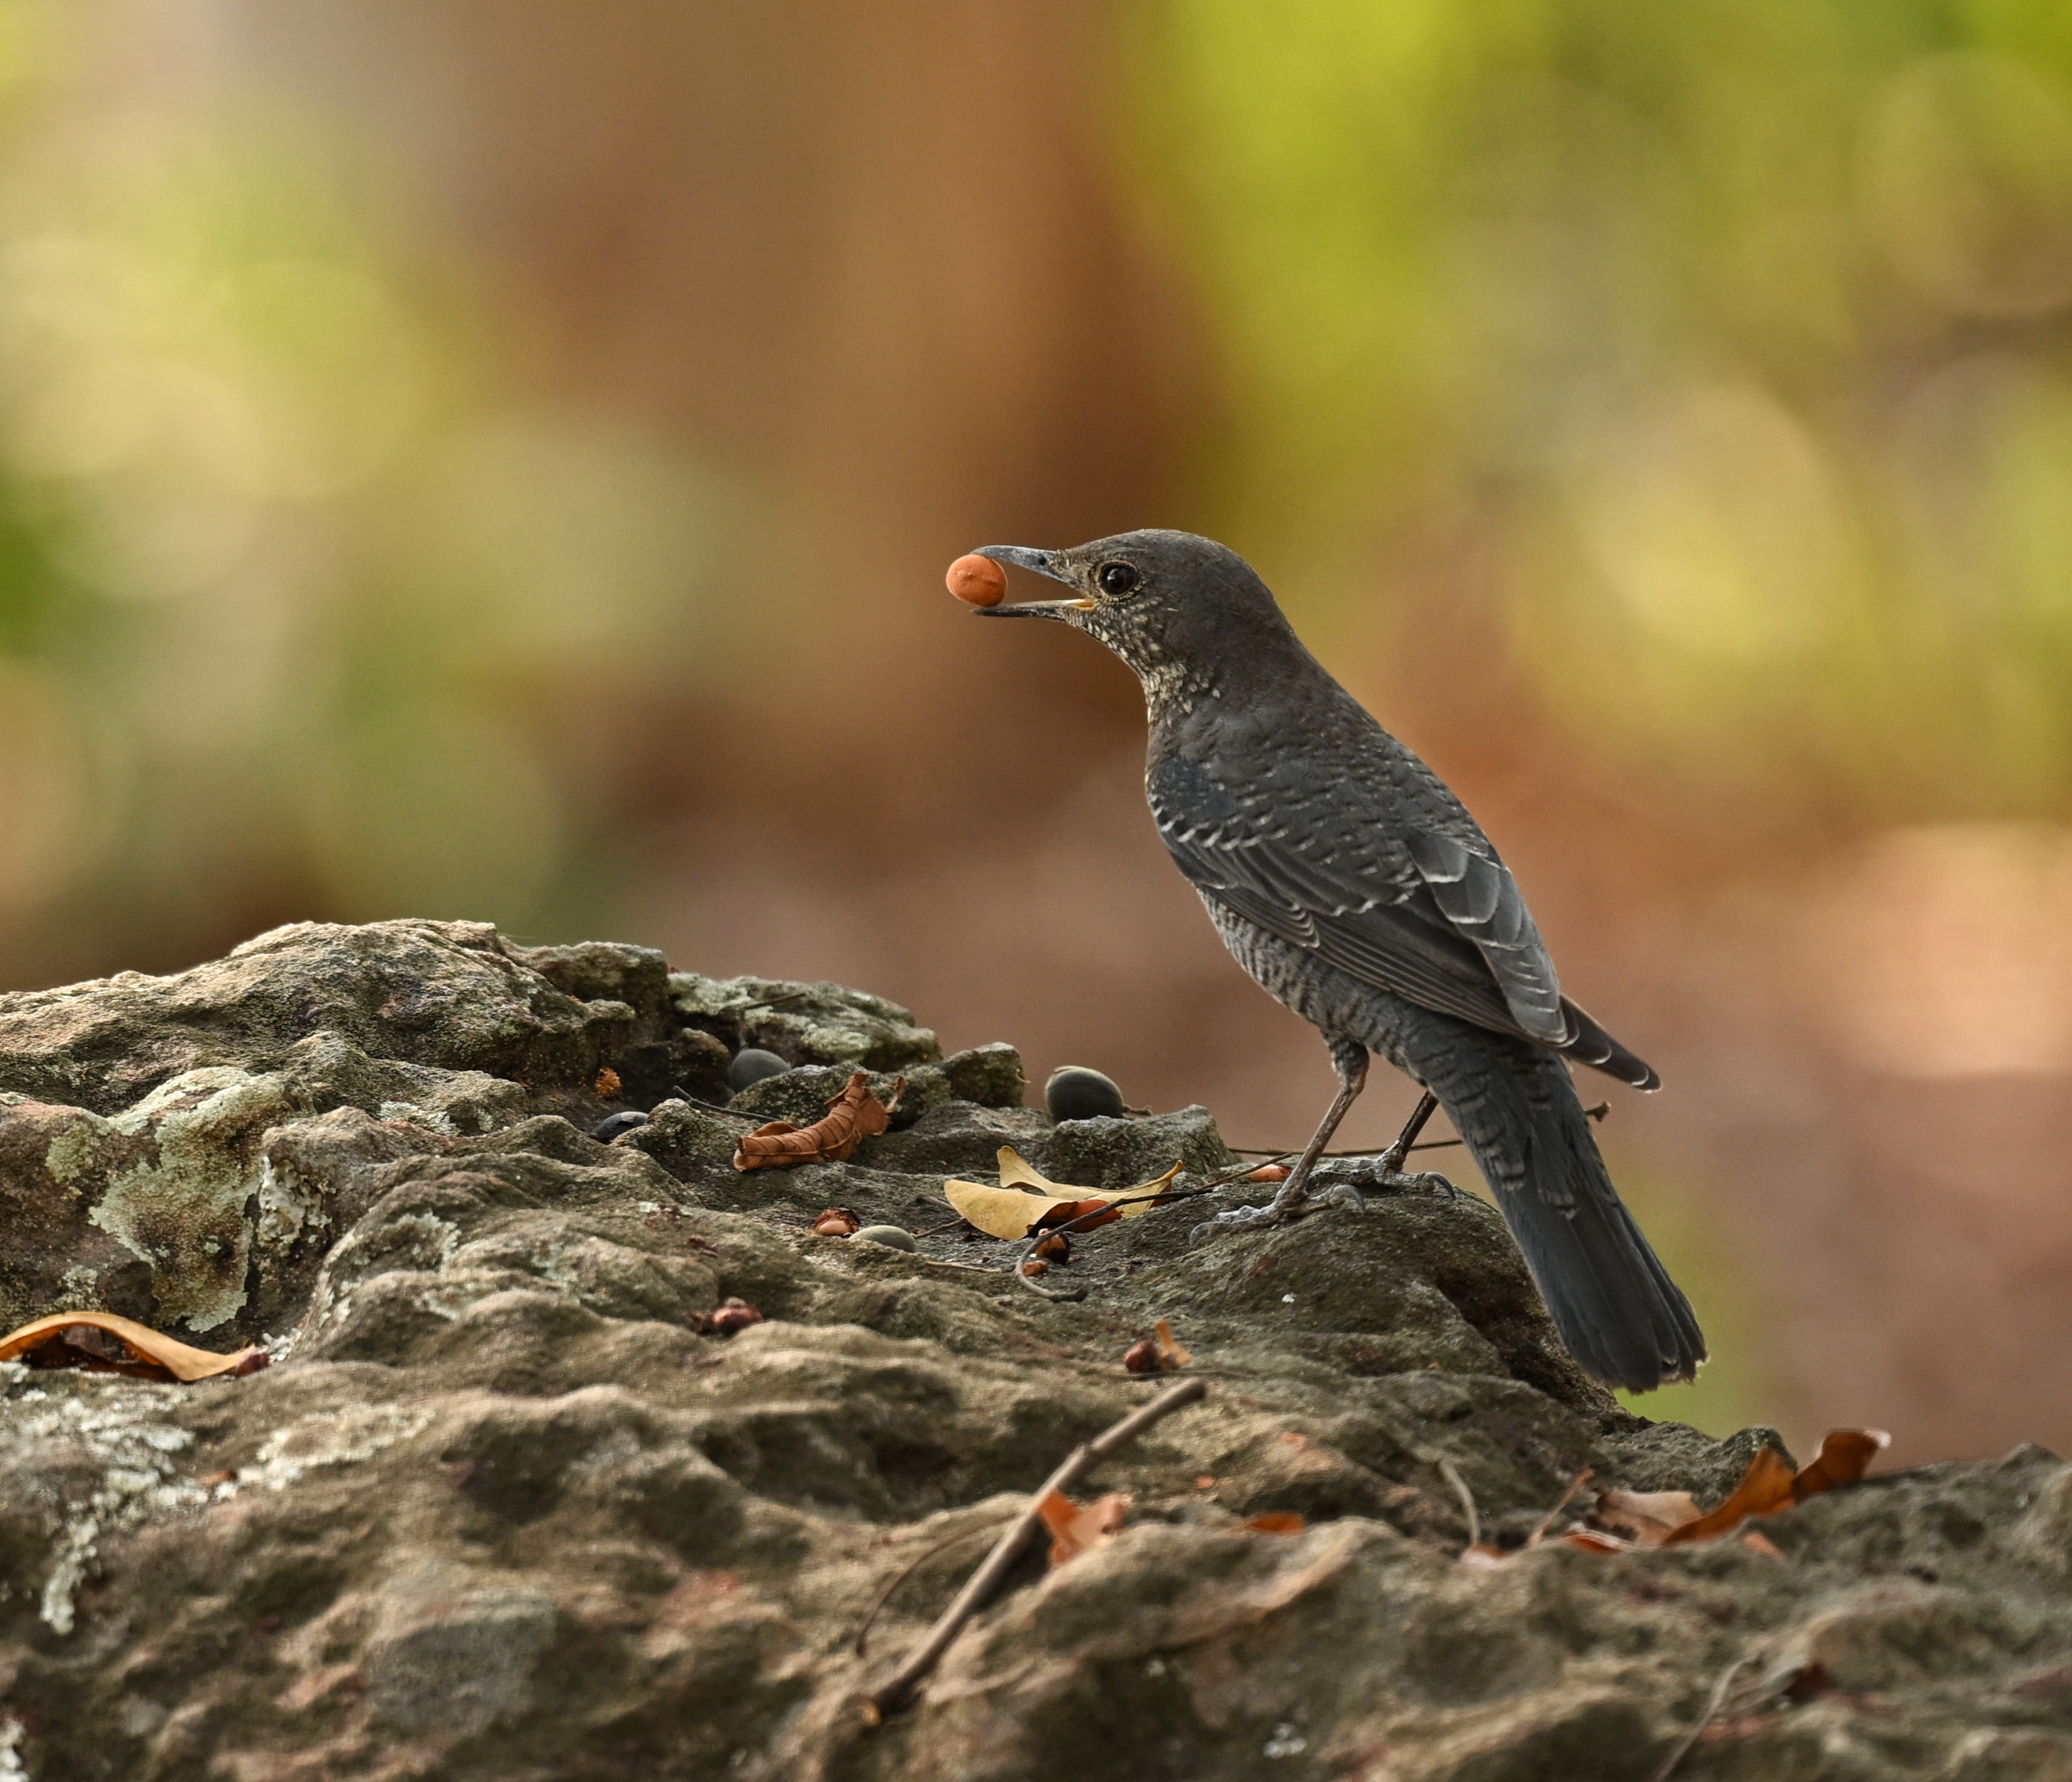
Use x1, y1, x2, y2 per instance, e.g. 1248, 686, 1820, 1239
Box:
0, 920, 2065, 1780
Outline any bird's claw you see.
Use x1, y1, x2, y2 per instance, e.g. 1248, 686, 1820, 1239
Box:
1187, 1178, 1365, 1244
1316, 1159, 1460, 1198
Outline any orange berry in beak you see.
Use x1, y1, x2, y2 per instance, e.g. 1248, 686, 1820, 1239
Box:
946, 554, 1007, 606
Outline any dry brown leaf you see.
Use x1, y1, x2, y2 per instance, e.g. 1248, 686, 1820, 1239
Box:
941, 1148, 1184, 1240
1578, 1428, 1892, 1552
1037, 1489, 1128, 1568
1659, 1448, 1797, 1545
1243, 1511, 1305, 1535
1561, 1528, 1635, 1554
1741, 1530, 1787, 1560
0, 1312, 267, 1383
1791, 1428, 1891, 1501
1594, 1487, 1703, 1548
1153, 1318, 1192, 1368
595, 1065, 622, 1098
732, 1073, 902, 1172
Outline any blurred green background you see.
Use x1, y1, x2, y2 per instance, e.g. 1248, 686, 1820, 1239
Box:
5, 0, 2072, 1462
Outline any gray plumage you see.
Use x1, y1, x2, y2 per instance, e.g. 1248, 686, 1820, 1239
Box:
972, 528, 1704, 1391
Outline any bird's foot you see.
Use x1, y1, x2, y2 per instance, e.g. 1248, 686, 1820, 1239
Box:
1315, 1157, 1463, 1198
1187, 1178, 1364, 1243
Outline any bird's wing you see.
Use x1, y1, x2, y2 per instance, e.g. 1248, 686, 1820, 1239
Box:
1397, 829, 1567, 1043
1149, 750, 1570, 1048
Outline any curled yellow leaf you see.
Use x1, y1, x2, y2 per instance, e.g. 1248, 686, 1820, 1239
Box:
0, 1311, 267, 1383
942, 1147, 1184, 1240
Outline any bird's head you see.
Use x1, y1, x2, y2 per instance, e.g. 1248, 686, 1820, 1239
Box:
970, 529, 1296, 691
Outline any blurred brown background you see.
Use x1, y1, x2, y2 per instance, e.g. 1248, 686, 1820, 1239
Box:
6, 0, 2072, 1462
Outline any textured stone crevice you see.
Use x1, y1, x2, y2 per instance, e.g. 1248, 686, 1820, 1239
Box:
0, 921, 2066, 1780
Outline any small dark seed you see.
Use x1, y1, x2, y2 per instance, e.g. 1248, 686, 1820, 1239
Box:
1045, 1065, 1126, 1123
728, 1048, 792, 1092
593, 1110, 650, 1142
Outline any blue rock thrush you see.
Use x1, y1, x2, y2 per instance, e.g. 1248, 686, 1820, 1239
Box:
969, 529, 1704, 1391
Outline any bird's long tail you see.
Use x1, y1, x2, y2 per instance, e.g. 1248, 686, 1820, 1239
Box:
1428, 1040, 1705, 1392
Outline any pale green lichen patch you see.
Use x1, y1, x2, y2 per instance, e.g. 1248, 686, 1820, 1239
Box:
241, 1402, 437, 1491
42, 1109, 107, 1186
1, 1378, 205, 1636
89, 1067, 306, 1332
56, 1264, 102, 1311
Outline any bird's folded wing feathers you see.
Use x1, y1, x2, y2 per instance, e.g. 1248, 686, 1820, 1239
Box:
1400, 831, 1568, 1043
1150, 755, 1568, 1047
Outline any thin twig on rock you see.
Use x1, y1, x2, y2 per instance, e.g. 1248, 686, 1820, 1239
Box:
1438, 1457, 1480, 1549
852, 1515, 1015, 1656
1526, 1466, 1594, 1547
1648, 1655, 1750, 1782
862, 1376, 1209, 1721
677, 1093, 767, 1123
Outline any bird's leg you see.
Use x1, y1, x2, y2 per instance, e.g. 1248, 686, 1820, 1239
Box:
1375, 1090, 1439, 1172
1190, 1040, 1369, 1239
1318, 1087, 1462, 1198
1261, 1041, 1369, 1218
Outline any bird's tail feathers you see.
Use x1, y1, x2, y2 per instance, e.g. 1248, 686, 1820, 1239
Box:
1558, 997, 1660, 1092
1453, 1056, 1703, 1392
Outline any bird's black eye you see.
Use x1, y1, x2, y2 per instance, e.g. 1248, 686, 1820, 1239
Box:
1097, 562, 1140, 597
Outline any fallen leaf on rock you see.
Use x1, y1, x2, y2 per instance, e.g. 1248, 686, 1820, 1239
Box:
1594, 1487, 1702, 1546
812, 1207, 862, 1236
733, 1073, 903, 1172
595, 1065, 622, 1098
1561, 1528, 1634, 1555
1789, 1428, 1891, 1501
1741, 1530, 1786, 1561
1038, 1489, 1128, 1568
942, 1148, 1184, 1241
689, 1298, 763, 1338
1660, 1447, 1798, 1546
1153, 1318, 1193, 1368
1243, 1512, 1305, 1535
1586, 1428, 1892, 1551
0, 1312, 268, 1383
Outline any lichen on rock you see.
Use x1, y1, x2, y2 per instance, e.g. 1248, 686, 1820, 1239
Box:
0, 920, 2066, 1780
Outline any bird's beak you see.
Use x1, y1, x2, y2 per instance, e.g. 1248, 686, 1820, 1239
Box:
970, 545, 1095, 617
